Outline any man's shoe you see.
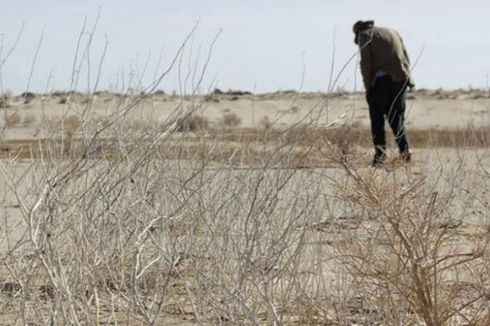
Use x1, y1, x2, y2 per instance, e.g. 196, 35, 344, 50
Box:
371, 155, 386, 167
400, 151, 411, 162
391, 152, 412, 166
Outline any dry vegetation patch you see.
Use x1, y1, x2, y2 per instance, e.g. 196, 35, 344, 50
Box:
3, 112, 21, 128
1, 112, 489, 325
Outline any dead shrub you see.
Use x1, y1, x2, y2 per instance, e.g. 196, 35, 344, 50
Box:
329, 123, 364, 156
152, 89, 166, 96
220, 112, 241, 127
51, 90, 67, 97
331, 161, 489, 325
175, 114, 209, 132
212, 88, 224, 95
0, 95, 12, 108
226, 90, 252, 96
204, 94, 220, 102
4, 112, 21, 128
62, 115, 81, 153
258, 116, 272, 130
212, 88, 252, 99
21, 91, 36, 104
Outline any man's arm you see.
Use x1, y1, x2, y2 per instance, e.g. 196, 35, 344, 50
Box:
359, 31, 373, 90
397, 32, 415, 88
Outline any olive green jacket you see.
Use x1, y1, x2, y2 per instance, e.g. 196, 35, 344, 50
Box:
358, 27, 414, 90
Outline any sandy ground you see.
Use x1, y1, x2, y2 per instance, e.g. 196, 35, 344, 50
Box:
1, 89, 489, 256
1, 89, 489, 141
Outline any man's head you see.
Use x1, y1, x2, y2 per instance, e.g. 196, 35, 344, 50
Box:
353, 20, 374, 44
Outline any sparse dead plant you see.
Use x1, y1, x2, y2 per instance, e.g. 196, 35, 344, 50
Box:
327, 151, 490, 325
220, 111, 241, 127
4, 112, 21, 128
259, 115, 272, 130
174, 114, 209, 132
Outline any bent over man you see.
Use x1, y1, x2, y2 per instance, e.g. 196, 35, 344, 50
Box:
353, 20, 414, 166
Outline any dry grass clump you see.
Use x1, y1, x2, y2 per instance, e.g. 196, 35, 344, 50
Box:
3, 112, 21, 128
205, 88, 252, 102
174, 114, 209, 132
51, 90, 68, 97
63, 115, 80, 134
326, 123, 364, 156
220, 111, 241, 127
0, 93, 13, 108
20, 91, 36, 104
151, 89, 166, 96
203, 93, 220, 102
212, 88, 252, 96
324, 156, 490, 325
410, 126, 490, 147
32, 114, 81, 154
258, 115, 272, 130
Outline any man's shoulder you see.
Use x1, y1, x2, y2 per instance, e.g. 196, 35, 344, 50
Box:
359, 26, 394, 39
371, 26, 398, 37
367, 27, 403, 45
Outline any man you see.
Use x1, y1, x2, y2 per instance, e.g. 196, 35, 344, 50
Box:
353, 20, 414, 166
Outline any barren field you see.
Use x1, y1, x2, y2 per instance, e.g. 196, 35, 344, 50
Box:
0, 90, 489, 325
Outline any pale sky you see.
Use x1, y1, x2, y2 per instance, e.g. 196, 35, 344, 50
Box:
0, 0, 488, 94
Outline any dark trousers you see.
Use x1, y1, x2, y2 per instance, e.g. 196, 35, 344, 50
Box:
366, 75, 410, 158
